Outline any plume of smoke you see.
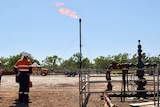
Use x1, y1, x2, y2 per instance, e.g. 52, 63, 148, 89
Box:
59, 8, 78, 19
54, 1, 78, 19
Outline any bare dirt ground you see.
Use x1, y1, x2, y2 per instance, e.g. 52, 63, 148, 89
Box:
0, 74, 156, 107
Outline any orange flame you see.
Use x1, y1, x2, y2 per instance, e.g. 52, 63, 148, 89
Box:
54, 1, 78, 19
59, 8, 78, 19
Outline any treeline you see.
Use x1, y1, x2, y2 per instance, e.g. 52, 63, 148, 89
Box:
0, 52, 160, 71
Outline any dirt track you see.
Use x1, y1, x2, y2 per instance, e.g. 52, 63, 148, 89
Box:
0, 74, 155, 107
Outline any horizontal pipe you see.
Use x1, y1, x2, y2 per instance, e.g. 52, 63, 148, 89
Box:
87, 79, 155, 83
81, 90, 155, 94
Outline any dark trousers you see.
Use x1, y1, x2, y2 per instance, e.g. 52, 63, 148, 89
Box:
18, 73, 30, 102
19, 73, 29, 93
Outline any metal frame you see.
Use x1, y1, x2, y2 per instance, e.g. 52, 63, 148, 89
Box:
79, 67, 159, 107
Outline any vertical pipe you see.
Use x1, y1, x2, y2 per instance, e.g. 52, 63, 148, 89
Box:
79, 18, 82, 107
79, 18, 82, 69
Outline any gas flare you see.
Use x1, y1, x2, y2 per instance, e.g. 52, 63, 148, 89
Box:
59, 8, 78, 19
54, 1, 78, 19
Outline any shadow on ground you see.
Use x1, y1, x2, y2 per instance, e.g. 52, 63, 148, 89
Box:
9, 97, 31, 107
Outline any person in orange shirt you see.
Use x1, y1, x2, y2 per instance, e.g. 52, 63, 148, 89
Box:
14, 52, 32, 103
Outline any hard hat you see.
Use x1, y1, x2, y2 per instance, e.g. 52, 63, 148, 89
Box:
22, 51, 29, 57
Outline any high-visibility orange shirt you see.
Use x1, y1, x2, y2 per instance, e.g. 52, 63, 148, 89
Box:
14, 58, 32, 72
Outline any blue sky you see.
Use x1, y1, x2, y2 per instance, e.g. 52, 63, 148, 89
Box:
0, 0, 160, 62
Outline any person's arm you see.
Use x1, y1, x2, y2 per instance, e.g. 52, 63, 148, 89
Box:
29, 66, 32, 74
14, 61, 19, 74
28, 60, 32, 74
14, 67, 18, 74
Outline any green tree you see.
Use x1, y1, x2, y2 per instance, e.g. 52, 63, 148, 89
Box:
130, 53, 137, 64
112, 53, 130, 63
61, 58, 77, 69
42, 55, 62, 69
94, 56, 112, 69
81, 57, 90, 69
149, 54, 160, 64
60, 53, 91, 69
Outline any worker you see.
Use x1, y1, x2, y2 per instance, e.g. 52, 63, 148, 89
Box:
14, 52, 32, 103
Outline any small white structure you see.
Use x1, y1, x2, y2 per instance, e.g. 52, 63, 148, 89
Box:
31, 62, 41, 75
